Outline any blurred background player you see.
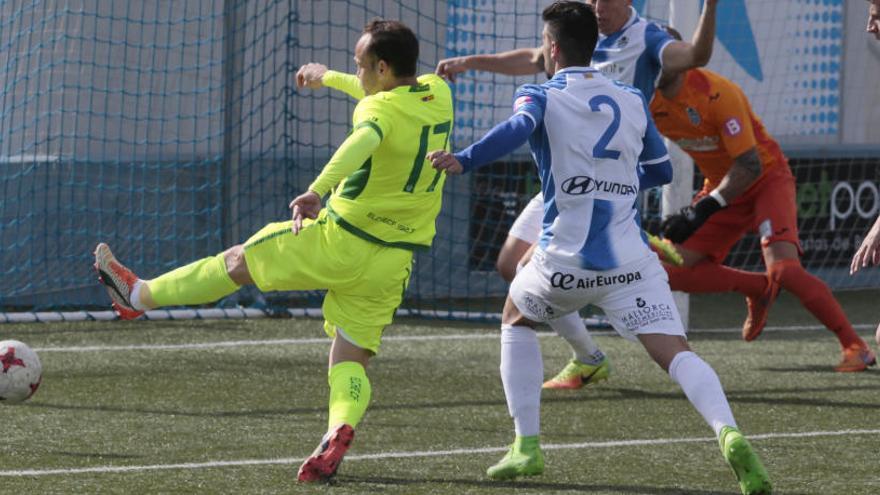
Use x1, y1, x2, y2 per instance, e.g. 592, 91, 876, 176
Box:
654, 28, 876, 372
855, 0, 880, 346
850, 214, 880, 346
435, 0, 720, 391
851, 217, 880, 276
868, 0, 880, 40
94, 19, 454, 483
430, 4, 770, 493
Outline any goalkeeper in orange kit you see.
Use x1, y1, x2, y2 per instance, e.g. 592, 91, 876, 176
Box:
652, 31, 875, 372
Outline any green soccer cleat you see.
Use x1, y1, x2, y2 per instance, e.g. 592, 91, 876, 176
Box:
542, 356, 610, 390
719, 426, 772, 495
648, 232, 684, 266
487, 435, 544, 480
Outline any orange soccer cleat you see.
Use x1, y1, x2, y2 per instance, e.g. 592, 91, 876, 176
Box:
542, 357, 610, 390
93, 243, 144, 320
297, 424, 355, 482
833, 345, 877, 373
742, 276, 781, 342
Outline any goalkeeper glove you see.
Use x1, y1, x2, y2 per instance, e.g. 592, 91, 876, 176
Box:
661, 195, 724, 244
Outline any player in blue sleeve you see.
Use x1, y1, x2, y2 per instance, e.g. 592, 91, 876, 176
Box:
430, 4, 770, 494
437, 0, 719, 391
435, 84, 673, 191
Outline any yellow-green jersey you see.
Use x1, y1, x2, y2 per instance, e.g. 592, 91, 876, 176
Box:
310, 71, 454, 250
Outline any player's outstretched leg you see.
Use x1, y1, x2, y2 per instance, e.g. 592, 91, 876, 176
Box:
768, 259, 876, 371
543, 312, 611, 390
642, 334, 772, 495
94, 243, 144, 320
666, 261, 773, 339
94, 242, 242, 319
719, 426, 773, 495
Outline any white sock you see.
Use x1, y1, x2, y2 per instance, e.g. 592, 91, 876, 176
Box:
668, 351, 737, 437
500, 324, 543, 437
130, 280, 148, 311
548, 312, 605, 364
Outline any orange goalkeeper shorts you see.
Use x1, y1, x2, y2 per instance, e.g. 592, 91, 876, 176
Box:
681, 165, 802, 263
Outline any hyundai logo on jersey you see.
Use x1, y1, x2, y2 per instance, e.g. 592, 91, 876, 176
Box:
560, 176, 638, 197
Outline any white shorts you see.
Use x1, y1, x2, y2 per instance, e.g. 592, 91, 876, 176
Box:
508, 192, 544, 244
509, 250, 685, 341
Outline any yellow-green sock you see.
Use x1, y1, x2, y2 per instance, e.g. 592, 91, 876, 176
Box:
327, 361, 371, 430
147, 253, 239, 307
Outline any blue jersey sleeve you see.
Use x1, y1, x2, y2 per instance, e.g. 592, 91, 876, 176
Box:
638, 95, 672, 188
452, 83, 546, 173
511, 84, 548, 127
645, 22, 675, 68
454, 113, 536, 173
637, 162, 672, 190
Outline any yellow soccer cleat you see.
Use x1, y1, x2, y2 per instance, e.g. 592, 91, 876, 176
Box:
648, 233, 683, 266
719, 426, 772, 495
487, 435, 544, 480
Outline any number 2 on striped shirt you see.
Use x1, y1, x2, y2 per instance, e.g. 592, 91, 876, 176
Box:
589, 95, 622, 160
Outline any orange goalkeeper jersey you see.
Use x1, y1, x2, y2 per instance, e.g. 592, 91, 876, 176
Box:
649, 68, 788, 191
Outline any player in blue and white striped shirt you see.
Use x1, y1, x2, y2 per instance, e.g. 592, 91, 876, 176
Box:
506, 75, 669, 270
437, 0, 720, 391
429, 3, 770, 493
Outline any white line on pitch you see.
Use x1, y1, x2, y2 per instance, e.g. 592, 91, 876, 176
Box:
33, 323, 876, 353
1, 428, 878, 477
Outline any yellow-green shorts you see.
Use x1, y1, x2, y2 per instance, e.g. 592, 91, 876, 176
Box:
242, 209, 412, 354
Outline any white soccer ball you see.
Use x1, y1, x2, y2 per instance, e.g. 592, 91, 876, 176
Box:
0, 340, 42, 404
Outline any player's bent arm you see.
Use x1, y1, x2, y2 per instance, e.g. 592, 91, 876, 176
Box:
674, 147, 761, 228
322, 70, 366, 100
308, 125, 381, 196
713, 147, 762, 204
639, 97, 673, 190
429, 113, 535, 175
661, 147, 759, 244
453, 112, 536, 173
637, 160, 673, 190
296, 63, 327, 89
436, 48, 543, 81
660, 0, 718, 75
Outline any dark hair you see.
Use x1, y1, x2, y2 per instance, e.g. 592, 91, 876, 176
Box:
363, 19, 419, 77
542, 1, 599, 66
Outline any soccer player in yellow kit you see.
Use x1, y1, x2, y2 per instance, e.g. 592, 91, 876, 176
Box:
93, 19, 453, 482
